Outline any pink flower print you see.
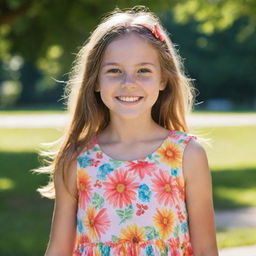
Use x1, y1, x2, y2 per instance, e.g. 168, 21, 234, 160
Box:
151, 169, 179, 206
103, 169, 139, 208
127, 160, 156, 179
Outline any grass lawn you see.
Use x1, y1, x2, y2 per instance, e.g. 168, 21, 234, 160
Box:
217, 228, 256, 248
0, 125, 256, 254
0, 105, 65, 114
192, 126, 256, 170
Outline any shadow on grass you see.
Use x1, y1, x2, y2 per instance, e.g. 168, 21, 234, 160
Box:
0, 151, 54, 255
212, 168, 256, 210
0, 151, 256, 254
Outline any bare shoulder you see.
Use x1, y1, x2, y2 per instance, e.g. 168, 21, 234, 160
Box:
54, 157, 78, 201
182, 138, 209, 181
184, 137, 206, 158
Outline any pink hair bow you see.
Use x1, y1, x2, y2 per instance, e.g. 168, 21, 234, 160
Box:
142, 23, 166, 42
151, 24, 166, 42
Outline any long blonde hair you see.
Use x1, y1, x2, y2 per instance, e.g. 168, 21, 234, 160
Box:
34, 6, 195, 199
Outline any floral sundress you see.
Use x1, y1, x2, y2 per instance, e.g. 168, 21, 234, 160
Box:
73, 130, 196, 256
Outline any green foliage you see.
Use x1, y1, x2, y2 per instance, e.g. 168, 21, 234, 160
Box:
172, 0, 256, 39
1, 1, 255, 107
162, 14, 256, 107
0, 1, 176, 66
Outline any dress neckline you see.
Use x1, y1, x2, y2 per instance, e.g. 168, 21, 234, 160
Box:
94, 130, 172, 162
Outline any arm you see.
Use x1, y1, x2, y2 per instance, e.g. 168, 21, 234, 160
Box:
183, 139, 218, 256
45, 159, 78, 256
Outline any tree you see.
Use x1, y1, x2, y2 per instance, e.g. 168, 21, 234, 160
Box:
0, 0, 255, 107
172, 0, 256, 42
1, 0, 255, 66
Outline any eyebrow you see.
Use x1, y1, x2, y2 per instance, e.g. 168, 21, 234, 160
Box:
102, 62, 156, 67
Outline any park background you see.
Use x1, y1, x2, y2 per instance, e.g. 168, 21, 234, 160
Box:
0, 0, 255, 255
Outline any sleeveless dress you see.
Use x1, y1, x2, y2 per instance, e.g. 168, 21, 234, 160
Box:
73, 130, 196, 256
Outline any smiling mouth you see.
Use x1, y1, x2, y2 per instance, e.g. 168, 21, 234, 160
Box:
116, 96, 143, 102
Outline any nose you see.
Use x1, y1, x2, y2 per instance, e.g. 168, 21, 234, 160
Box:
121, 73, 137, 89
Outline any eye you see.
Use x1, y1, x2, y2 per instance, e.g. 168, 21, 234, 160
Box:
106, 68, 121, 74
138, 68, 151, 73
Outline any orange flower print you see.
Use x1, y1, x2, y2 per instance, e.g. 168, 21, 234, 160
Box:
119, 224, 146, 255
176, 204, 186, 223
151, 169, 179, 206
103, 169, 139, 208
157, 140, 182, 168
155, 239, 167, 253
153, 208, 175, 239
77, 169, 92, 209
83, 207, 110, 240
73, 233, 90, 256
120, 224, 145, 244
127, 160, 156, 179
175, 176, 185, 201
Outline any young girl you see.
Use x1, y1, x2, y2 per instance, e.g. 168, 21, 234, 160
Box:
37, 6, 218, 256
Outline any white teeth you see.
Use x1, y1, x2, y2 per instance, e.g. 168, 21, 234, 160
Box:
117, 96, 141, 102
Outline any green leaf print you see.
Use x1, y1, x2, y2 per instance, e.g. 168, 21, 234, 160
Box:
91, 193, 104, 209
111, 235, 118, 243
148, 154, 153, 160
173, 224, 180, 238
148, 154, 159, 161
115, 205, 134, 224
93, 146, 100, 152
109, 159, 123, 168
160, 250, 168, 256
144, 226, 159, 240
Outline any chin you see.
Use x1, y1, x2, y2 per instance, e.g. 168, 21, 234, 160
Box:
111, 110, 150, 120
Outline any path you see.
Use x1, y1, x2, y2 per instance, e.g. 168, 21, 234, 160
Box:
216, 207, 256, 255
215, 207, 256, 229
1, 113, 256, 128
220, 245, 256, 256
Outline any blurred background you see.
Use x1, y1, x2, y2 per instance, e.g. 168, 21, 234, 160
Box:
0, 0, 255, 255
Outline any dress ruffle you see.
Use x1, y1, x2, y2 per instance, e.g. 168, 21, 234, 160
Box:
73, 238, 193, 256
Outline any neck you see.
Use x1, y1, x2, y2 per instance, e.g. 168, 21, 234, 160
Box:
105, 114, 161, 143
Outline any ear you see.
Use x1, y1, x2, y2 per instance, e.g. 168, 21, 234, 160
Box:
159, 80, 166, 91
94, 83, 100, 92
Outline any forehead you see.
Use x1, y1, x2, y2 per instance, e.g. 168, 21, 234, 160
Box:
101, 33, 159, 65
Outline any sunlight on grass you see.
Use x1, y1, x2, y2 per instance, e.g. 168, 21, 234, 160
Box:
192, 126, 256, 170
0, 128, 62, 152
0, 177, 15, 191
215, 187, 256, 208
217, 228, 256, 248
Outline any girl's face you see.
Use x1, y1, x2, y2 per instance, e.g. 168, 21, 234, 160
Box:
97, 33, 165, 120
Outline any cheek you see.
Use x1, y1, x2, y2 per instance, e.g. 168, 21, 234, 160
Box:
99, 76, 121, 90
